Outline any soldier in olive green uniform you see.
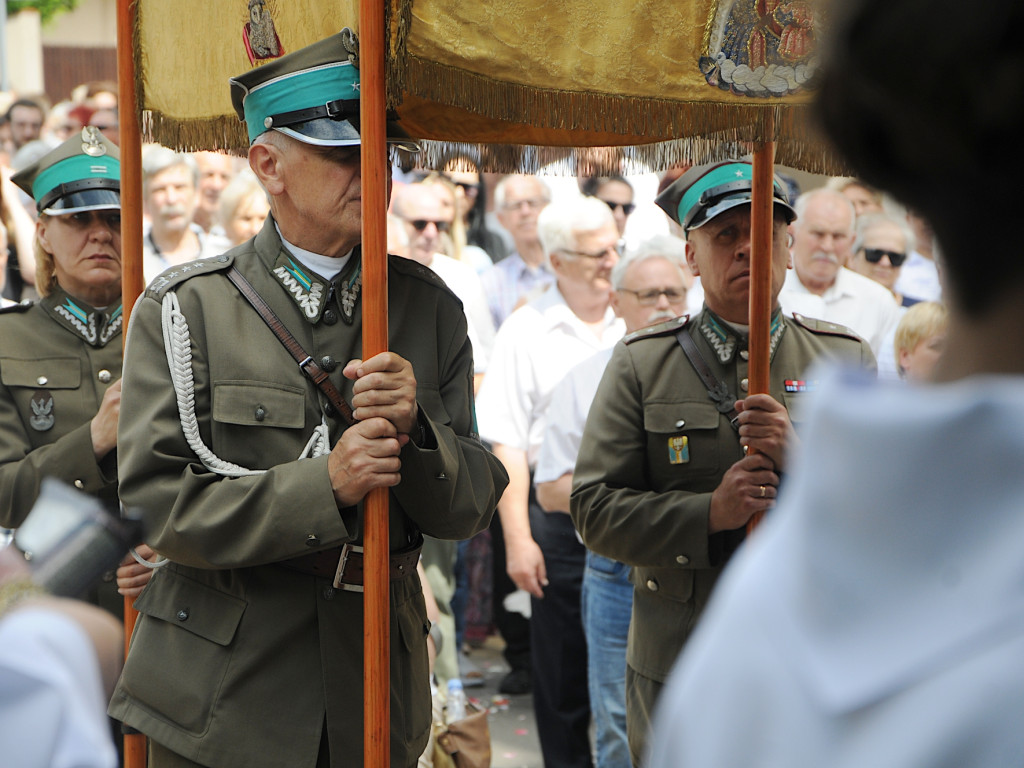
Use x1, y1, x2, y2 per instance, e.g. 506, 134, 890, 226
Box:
1, 129, 125, 614
570, 162, 876, 765
108, 31, 508, 768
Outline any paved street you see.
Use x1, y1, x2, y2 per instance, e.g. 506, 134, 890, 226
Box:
458, 636, 543, 768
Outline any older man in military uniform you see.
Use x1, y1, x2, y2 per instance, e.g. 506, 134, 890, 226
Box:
570, 161, 875, 765
108, 30, 508, 768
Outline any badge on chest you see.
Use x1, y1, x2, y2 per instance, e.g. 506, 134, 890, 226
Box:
668, 436, 689, 464
30, 389, 55, 432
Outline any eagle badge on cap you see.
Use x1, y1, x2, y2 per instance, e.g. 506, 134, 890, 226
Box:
81, 126, 107, 157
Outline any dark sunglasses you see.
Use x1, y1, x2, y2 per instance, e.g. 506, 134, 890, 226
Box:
410, 219, 452, 233
600, 199, 636, 216
862, 247, 907, 267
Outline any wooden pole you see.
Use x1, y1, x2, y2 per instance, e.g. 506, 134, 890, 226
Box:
359, 1, 391, 766
746, 109, 776, 534
117, 0, 146, 765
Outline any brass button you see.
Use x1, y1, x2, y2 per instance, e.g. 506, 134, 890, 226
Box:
320, 356, 337, 372
306, 534, 320, 547
176, 609, 189, 621
254, 405, 266, 422
74, 479, 85, 489
322, 309, 338, 325
36, 376, 48, 386
646, 578, 659, 592
676, 555, 690, 566
674, 419, 685, 429
740, 378, 749, 392
98, 369, 112, 383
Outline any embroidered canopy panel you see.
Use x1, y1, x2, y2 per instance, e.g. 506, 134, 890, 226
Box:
134, 0, 837, 173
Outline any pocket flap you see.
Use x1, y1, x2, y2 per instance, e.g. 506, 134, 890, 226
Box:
213, 380, 306, 428
135, 569, 246, 646
1, 357, 81, 389
643, 401, 720, 433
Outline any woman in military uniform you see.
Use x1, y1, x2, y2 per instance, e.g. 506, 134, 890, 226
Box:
0, 127, 124, 559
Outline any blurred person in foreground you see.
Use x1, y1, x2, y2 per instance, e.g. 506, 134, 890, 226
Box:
108, 29, 507, 768
646, 2, 1024, 767
571, 161, 874, 765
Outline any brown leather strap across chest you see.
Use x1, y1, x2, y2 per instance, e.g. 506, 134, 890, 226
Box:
226, 267, 356, 426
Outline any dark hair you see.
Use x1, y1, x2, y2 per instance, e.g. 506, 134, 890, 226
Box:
580, 175, 632, 199
437, 150, 508, 262
818, 0, 1024, 315
5, 98, 46, 122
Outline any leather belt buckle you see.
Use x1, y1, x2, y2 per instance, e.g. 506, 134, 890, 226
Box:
334, 542, 364, 593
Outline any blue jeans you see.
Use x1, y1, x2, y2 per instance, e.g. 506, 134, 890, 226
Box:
581, 551, 632, 768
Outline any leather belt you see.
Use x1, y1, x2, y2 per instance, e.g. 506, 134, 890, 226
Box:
279, 541, 421, 593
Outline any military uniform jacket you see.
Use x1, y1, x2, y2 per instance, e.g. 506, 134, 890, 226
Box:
0, 288, 122, 528
571, 307, 874, 686
109, 220, 508, 768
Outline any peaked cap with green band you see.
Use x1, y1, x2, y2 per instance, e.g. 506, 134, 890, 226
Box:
229, 27, 418, 150
12, 127, 121, 215
656, 161, 796, 232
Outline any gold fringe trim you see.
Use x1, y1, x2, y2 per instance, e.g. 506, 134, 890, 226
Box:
141, 112, 251, 154
403, 54, 821, 144
412, 136, 849, 176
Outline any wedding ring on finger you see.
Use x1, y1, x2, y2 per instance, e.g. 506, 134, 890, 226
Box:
759, 485, 767, 498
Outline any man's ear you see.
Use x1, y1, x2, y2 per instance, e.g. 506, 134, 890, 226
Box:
684, 240, 700, 277
248, 142, 285, 196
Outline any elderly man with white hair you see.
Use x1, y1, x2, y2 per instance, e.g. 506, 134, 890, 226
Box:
477, 195, 625, 768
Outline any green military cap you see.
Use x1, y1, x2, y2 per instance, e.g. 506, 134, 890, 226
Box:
229, 27, 418, 151
11, 126, 120, 215
655, 161, 795, 233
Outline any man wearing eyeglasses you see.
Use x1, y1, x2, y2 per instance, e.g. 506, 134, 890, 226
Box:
571, 161, 875, 765
779, 188, 902, 357
477, 196, 625, 768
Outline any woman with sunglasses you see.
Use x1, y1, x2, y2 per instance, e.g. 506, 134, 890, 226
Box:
441, 152, 509, 265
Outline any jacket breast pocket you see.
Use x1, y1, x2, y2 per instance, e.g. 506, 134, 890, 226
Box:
125, 568, 247, 735
1, 356, 85, 444
211, 380, 307, 467
643, 401, 723, 482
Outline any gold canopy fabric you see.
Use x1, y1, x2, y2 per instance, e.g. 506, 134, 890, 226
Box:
134, 0, 838, 172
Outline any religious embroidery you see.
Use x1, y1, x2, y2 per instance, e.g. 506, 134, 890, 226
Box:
243, 0, 284, 64
701, 0, 816, 97
273, 258, 326, 320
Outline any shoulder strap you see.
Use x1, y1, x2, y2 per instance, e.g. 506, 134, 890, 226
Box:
227, 267, 355, 426
674, 327, 740, 432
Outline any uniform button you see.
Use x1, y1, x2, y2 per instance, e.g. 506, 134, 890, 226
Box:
320, 356, 337, 372
306, 534, 321, 547
435, 472, 447, 480
254, 405, 267, 422
74, 479, 85, 489
322, 309, 338, 325
177, 609, 190, 621
97, 369, 112, 383
102, 570, 115, 582
36, 376, 48, 386
740, 350, 749, 361
322, 587, 335, 600
676, 555, 690, 565
740, 378, 749, 392
674, 419, 686, 429
646, 578, 659, 592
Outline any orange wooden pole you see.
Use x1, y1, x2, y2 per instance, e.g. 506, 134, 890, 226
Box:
359, 1, 391, 766
117, 0, 146, 764
746, 109, 776, 534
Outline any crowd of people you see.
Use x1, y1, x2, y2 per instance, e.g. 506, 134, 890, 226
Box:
3, 2, 1000, 764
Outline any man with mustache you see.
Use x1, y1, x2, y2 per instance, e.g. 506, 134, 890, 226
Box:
571, 161, 875, 765
141, 147, 229, 283
779, 187, 901, 356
